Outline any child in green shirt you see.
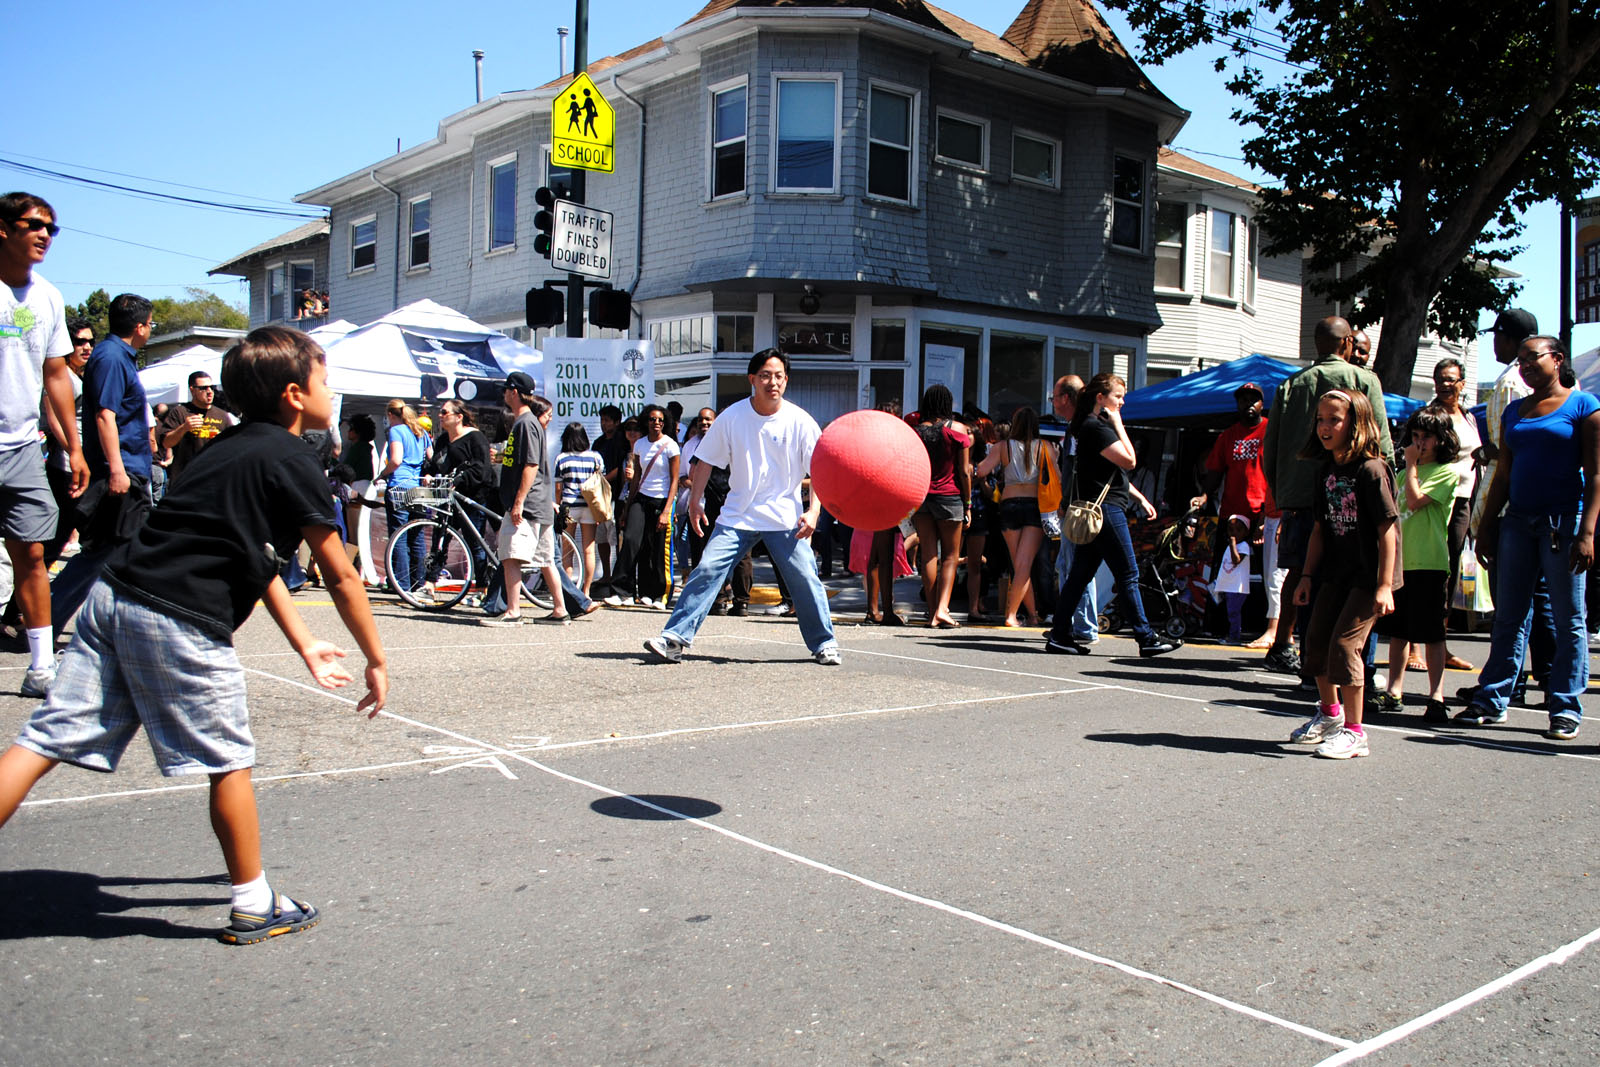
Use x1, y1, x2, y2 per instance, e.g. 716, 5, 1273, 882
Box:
1375, 406, 1461, 722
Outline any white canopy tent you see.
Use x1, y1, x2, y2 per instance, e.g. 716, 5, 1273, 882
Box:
1572, 345, 1600, 391
322, 300, 542, 401
138, 344, 225, 406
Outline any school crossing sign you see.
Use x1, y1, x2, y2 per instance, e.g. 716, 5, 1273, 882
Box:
552, 72, 615, 174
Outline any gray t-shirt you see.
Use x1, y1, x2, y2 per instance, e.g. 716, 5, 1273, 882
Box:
498, 410, 553, 523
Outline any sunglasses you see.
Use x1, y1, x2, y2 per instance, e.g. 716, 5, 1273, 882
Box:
8, 217, 60, 237
72, 336, 94, 346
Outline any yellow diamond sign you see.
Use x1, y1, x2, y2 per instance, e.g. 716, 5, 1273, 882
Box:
552, 72, 615, 174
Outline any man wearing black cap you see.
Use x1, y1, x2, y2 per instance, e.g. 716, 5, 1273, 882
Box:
481, 371, 569, 625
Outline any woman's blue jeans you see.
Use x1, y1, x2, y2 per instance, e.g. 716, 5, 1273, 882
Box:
1047, 505, 1153, 645
386, 488, 426, 593
1475, 510, 1588, 723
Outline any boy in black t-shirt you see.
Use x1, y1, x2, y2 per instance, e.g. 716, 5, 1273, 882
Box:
0, 326, 388, 944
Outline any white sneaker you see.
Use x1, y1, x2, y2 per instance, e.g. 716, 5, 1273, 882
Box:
1314, 726, 1370, 759
813, 647, 841, 666
644, 635, 684, 663
19, 664, 55, 698
1290, 709, 1344, 745
638, 597, 657, 608
603, 594, 635, 607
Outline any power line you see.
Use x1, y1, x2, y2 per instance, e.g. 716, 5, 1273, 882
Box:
0, 157, 325, 221
60, 225, 222, 264
52, 279, 239, 288
0, 148, 309, 209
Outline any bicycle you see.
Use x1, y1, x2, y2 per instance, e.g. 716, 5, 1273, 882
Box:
387, 475, 584, 611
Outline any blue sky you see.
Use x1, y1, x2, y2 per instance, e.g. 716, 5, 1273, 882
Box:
10, 0, 1585, 378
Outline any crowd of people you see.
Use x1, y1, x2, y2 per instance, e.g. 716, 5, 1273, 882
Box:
0, 187, 1593, 943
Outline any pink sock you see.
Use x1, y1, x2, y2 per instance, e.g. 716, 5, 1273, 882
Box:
1321, 702, 1342, 718
1346, 723, 1364, 735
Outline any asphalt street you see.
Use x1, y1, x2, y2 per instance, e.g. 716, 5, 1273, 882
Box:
0, 579, 1596, 1066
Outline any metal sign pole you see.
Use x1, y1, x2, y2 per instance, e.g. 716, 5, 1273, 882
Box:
567, 0, 590, 339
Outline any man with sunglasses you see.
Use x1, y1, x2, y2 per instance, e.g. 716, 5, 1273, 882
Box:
0, 193, 86, 697
159, 370, 236, 479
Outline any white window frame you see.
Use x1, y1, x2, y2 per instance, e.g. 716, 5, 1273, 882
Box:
265, 261, 286, 320
770, 73, 843, 194
708, 76, 749, 201
1010, 130, 1059, 189
1244, 217, 1259, 308
407, 194, 432, 271
486, 153, 518, 254
348, 215, 377, 275
1206, 208, 1237, 300
866, 80, 918, 206
934, 108, 988, 172
1153, 200, 1188, 292
1111, 154, 1147, 252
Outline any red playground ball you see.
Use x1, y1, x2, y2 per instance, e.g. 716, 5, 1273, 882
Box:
810, 410, 932, 531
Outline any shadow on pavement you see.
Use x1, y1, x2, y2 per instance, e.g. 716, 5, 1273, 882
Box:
1083, 731, 1293, 758
590, 795, 723, 821
0, 870, 226, 941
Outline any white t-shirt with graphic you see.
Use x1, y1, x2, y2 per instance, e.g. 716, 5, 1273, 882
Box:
1215, 540, 1251, 595
0, 273, 71, 452
692, 397, 821, 531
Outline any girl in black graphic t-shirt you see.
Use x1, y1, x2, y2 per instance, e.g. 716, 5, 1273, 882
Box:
1288, 389, 1399, 760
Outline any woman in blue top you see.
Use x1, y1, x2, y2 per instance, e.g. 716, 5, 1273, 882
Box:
1461, 336, 1600, 739
379, 398, 430, 596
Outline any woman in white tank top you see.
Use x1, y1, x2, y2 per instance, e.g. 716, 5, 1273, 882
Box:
973, 406, 1047, 627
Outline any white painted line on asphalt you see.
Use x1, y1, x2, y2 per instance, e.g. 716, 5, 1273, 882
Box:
16, 748, 537, 809
1310, 923, 1600, 1065
229, 662, 1356, 1051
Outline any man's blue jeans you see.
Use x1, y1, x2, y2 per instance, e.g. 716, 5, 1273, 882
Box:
661, 523, 836, 653
1474, 510, 1588, 723
1055, 534, 1100, 643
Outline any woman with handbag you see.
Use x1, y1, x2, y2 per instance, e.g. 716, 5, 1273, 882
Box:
607, 405, 680, 608
973, 406, 1046, 627
1043, 373, 1180, 658
555, 421, 606, 599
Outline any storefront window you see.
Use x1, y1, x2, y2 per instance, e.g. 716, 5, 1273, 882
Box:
871, 319, 906, 362
919, 326, 979, 413
987, 333, 1045, 421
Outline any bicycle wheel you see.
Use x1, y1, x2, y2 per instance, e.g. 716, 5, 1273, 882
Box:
389, 519, 474, 610
524, 530, 584, 611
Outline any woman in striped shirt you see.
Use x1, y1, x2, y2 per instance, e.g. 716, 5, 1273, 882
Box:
555, 422, 605, 598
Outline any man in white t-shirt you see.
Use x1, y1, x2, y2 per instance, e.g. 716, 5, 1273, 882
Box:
0, 193, 87, 697
645, 349, 840, 665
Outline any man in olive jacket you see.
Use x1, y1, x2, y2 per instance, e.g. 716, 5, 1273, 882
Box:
1259, 316, 1394, 672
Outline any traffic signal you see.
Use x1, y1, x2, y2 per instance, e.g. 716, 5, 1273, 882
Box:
589, 287, 632, 331
526, 285, 564, 329
533, 186, 557, 258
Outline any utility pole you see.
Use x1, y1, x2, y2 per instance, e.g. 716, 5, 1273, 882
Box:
566, 0, 589, 338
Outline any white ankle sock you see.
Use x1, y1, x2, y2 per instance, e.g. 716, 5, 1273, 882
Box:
26, 627, 52, 671
231, 872, 273, 914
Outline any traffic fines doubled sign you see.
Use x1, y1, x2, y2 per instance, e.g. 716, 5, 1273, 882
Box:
550, 200, 613, 280
552, 72, 615, 174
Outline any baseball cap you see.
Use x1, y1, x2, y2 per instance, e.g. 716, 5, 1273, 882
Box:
1234, 381, 1264, 398
504, 370, 537, 395
1489, 308, 1538, 340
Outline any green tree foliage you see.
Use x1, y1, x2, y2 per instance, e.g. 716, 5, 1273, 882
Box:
64, 288, 110, 339
66, 286, 246, 345
1105, 0, 1600, 390
150, 287, 248, 334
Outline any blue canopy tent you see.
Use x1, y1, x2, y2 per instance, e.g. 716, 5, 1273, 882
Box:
1121, 352, 1428, 427
1120, 354, 1298, 427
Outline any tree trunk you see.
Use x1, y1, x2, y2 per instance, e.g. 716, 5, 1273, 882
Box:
1373, 270, 1433, 396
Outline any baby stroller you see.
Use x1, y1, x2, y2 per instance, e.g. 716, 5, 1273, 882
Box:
1097, 508, 1210, 640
